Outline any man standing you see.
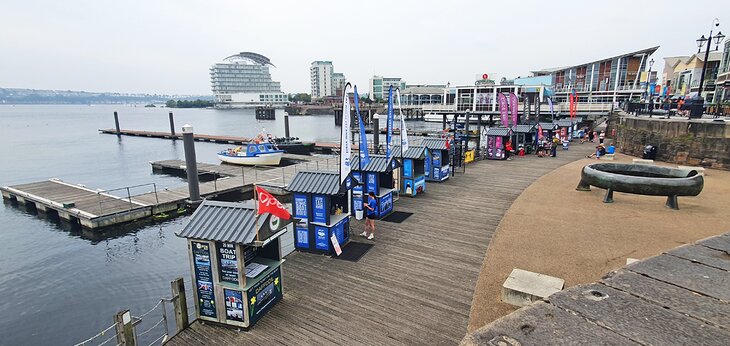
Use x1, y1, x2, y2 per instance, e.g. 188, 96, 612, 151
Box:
360, 191, 377, 240
551, 135, 559, 157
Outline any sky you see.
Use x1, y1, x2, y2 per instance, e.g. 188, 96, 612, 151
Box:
1, 0, 728, 95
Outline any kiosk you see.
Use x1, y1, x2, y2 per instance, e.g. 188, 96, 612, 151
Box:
177, 200, 286, 329
555, 119, 574, 140
287, 171, 351, 255
511, 124, 536, 153
421, 138, 451, 182
485, 127, 514, 160
392, 145, 429, 197
538, 122, 559, 139
351, 155, 399, 220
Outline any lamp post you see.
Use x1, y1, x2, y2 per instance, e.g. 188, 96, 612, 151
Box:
646, 58, 655, 117
690, 18, 725, 119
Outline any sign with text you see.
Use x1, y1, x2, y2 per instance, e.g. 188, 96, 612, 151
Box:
312, 195, 327, 224
191, 241, 217, 319
330, 234, 342, 256
315, 226, 329, 251
295, 227, 309, 248
247, 266, 282, 326
379, 192, 393, 216
293, 194, 308, 223
223, 289, 244, 323
403, 159, 413, 178
352, 172, 362, 195
366, 173, 377, 194
216, 242, 239, 285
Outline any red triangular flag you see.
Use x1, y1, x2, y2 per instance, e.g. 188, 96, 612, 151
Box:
255, 186, 291, 220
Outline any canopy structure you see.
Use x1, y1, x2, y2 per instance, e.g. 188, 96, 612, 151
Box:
176, 200, 257, 244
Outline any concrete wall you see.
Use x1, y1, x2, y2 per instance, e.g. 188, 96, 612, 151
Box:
608, 116, 730, 170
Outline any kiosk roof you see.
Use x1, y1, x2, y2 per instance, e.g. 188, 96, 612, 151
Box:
538, 122, 559, 130
485, 127, 513, 136
420, 138, 449, 151
287, 171, 342, 195
512, 124, 536, 133
555, 119, 573, 127
176, 200, 258, 244
351, 154, 398, 172
392, 145, 428, 160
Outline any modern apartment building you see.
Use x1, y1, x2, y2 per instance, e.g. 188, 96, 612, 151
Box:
210, 52, 287, 108
369, 76, 407, 101
310, 61, 334, 99
332, 73, 346, 96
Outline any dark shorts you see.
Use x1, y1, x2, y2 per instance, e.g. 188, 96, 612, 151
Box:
366, 214, 376, 220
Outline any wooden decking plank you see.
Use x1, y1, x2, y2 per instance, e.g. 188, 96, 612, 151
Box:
697, 233, 730, 253
628, 254, 730, 301
667, 244, 730, 271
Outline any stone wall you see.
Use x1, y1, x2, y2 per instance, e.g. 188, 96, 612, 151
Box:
607, 116, 730, 170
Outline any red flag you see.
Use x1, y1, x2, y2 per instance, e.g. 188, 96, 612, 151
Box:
255, 186, 291, 220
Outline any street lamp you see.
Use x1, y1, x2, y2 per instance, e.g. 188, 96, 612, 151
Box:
690, 18, 726, 119
646, 58, 655, 117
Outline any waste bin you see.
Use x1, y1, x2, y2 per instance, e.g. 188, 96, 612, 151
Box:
355, 209, 364, 220
642, 145, 657, 160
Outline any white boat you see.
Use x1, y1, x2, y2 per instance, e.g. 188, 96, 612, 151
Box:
218, 143, 284, 166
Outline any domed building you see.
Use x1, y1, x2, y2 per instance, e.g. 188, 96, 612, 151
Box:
210, 52, 288, 108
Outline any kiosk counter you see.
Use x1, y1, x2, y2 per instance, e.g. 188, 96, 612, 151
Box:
351, 155, 399, 220
176, 200, 287, 329
392, 145, 429, 197
485, 127, 514, 160
287, 170, 352, 255
421, 138, 451, 182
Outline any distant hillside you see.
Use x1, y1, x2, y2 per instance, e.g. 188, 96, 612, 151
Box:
0, 88, 212, 105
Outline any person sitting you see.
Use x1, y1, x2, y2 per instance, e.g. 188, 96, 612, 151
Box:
587, 145, 607, 159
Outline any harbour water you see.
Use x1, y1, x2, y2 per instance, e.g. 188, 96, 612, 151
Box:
0, 104, 442, 345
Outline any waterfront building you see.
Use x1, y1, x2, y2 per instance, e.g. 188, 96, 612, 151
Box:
399, 85, 445, 105
210, 52, 287, 108
369, 76, 407, 101
332, 73, 346, 96
310, 61, 334, 99
716, 40, 730, 103
664, 51, 722, 101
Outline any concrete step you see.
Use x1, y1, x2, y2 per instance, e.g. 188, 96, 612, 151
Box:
501, 268, 565, 307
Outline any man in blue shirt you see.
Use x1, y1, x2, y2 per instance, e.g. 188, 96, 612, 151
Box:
360, 192, 377, 240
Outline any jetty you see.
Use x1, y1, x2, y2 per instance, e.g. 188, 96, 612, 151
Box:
1, 155, 339, 230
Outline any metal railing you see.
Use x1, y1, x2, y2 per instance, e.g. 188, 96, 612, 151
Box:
96, 183, 158, 214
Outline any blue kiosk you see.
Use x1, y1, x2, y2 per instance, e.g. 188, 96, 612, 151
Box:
421, 138, 451, 182
351, 155, 398, 220
288, 171, 352, 255
392, 145, 429, 197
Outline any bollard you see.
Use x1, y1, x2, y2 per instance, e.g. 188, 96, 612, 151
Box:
284, 114, 290, 138
169, 112, 176, 137
171, 278, 189, 333
372, 117, 380, 154
114, 111, 121, 134
114, 309, 137, 346
182, 125, 201, 204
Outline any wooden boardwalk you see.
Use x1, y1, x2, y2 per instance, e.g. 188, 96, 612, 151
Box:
166, 146, 595, 345
464, 232, 730, 345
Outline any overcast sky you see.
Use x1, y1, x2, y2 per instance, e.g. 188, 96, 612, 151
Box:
1, 0, 728, 95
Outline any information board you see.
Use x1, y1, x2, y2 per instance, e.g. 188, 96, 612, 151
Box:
379, 192, 393, 216
432, 151, 441, 167
247, 266, 282, 326
293, 194, 308, 223
315, 226, 329, 251
366, 173, 378, 194
353, 172, 362, 194
295, 227, 309, 248
312, 195, 327, 224
223, 289, 244, 323
191, 241, 217, 318
216, 242, 239, 285
403, 159, 413, 178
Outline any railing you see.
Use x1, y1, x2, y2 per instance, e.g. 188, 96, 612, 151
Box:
96, 183, 159, 214
421, 104, 457, 112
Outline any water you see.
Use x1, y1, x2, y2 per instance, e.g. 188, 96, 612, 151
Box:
0, 105, 443, 345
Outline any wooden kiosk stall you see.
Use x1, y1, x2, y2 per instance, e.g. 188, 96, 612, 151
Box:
485, 127, 514, 160
421, 138, 451, 182
176, 200, 286, 329
288, 170, 351, 255
538, 122, 559, 140
511, 124, 536, 153
392, 145, 429, 197
555, 119, 574, 140
351, 154, 399, 220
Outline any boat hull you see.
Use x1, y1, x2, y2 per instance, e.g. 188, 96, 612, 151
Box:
218, 152, 284, 166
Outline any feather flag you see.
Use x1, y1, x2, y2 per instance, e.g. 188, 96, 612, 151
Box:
509, 93, 518, 127
395, 88, 409, 151
386, 86, 394, 160
547, 97, 555, 122
498, 93, 509, 127
354, 85, 370, 168
339, 83, 352, 185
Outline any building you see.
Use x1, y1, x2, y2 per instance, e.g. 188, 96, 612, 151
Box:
332, 73, 346, 97
399, 85, 445, 105
369, 76, 407, 101
665, 52, 723, 102
532, 46, 660, 104
210, 52, 287, 108
716, 40, 730, 103
310, 61, 334, 99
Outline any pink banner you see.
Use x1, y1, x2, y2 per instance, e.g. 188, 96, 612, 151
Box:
498, 93, 509, 127
509, 93, 518, 127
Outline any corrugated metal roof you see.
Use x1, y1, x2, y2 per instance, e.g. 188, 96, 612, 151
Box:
485, 127, 513, 136
420, 138, 449, 151
555, 119, 573, 127
392, 145, 428, 160
287, 171, 342, 195
176, 200, 258, 244
538, 122, 559, 129
512, 124, 536, 133
351, 154, 397, 172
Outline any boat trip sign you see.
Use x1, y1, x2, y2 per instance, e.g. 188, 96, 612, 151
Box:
192, 241, 217, 318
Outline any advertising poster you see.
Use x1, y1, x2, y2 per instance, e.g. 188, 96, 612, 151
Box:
223, 289, 244, 323
293, 194, 308, 223
366, 173, 378, 194
403, 179, 414, 196
433, 167, 441, 180
352, 172, 362, 195
295, 227, 309, 248
353, 196, 363, 212
415, 176, 426, 194
403, 159, 413, 178
315, 226, 329, 251
216, 242, 239, 285
379, 192, 393, 216
440, 165, 450, 181
191, 241, 217, 319
312, 195, 327, 224
487, 136, 495, 158
247, 266, 282, 326
424, 155, 431, 177
495, 136, 503, 159
432, 151, 441, 167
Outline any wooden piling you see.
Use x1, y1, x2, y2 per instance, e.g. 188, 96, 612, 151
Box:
169, 112, 176, 137
114, 309, 137, 346
114, 111, 121, 134
171, 278, 189, 333
284, 114, 290, 138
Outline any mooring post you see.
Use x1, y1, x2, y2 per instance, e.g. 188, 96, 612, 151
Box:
372, 116, 380, 154
169, 112, 176, 137
114, 309, 137, 346
182, 125, 201, 204
284, 114, 290, 138
114, 110, 121, 134
171, 278, 189, 333
442, 114, 447, 130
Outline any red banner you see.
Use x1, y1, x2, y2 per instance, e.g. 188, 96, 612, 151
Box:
256, 186, 291, 220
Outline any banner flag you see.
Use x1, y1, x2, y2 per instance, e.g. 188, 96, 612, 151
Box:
354, 85, 370, 168
339, 83, 353, 185
396, 88, 409, 151
386, 86, 394, 160
498, 93, 509, 127
509, 93, 518, 127
547, 97, 555, 121
256, 186, 292, 220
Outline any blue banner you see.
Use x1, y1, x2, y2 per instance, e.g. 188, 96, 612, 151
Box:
354, 86, 370, 169
295, 227, 309, 248
386, 86, 394, 160
315, 226, 329, 251
293, 194, 308, 223
312, 195, 327, 224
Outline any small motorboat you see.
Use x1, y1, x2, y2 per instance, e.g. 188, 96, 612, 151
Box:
218, 143, 284, 166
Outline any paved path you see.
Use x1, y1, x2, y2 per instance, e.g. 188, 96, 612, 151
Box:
166, 146, 594, 345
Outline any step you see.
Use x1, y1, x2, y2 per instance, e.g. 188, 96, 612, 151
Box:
632, 158, 654, 164
501, 268, 565, 307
